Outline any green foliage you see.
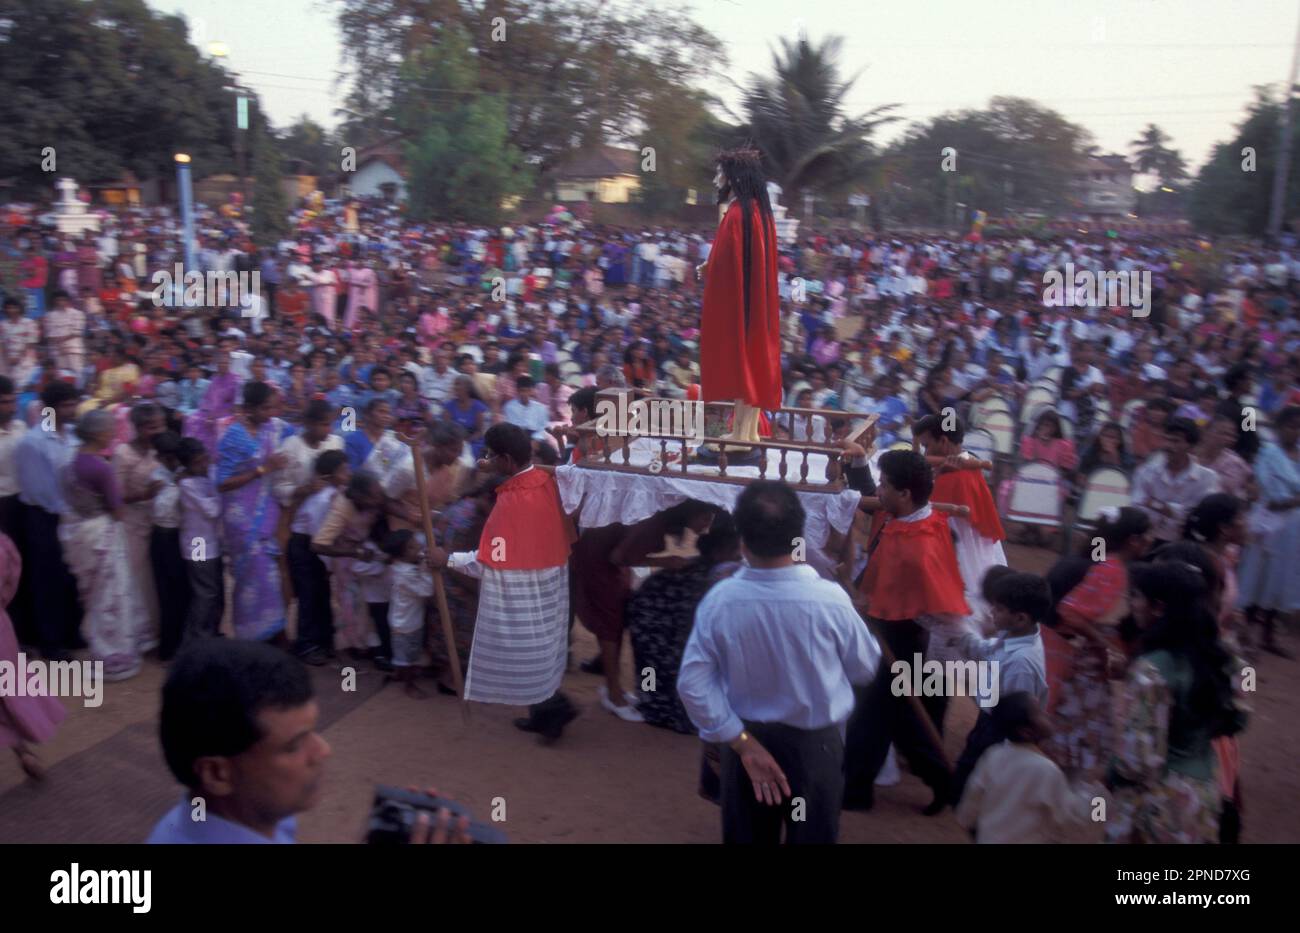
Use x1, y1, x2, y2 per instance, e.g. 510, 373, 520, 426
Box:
334, 0, 725, 176
278, 116, 336, 177
1188, 89, 1296, 236
880, 97, 1094, 226
738, 36, 897, 199
1130, 123, 1187, 185
0, 0, 283, 213
396, 28, 531, 223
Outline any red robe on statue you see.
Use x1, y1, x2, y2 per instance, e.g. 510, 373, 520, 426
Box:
700, 199, 782, 410
859, 510, 970, 621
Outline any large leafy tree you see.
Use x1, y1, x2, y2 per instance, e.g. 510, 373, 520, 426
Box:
333, 0, 724, 175
278, 116, 337, 177
0, 0, 280, 211
738, 36, 897, 200
396, 27, 532, 222
880, 97, 1094, 226
1188, 88, 1298, 235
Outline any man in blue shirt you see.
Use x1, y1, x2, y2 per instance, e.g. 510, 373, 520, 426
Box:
148, 639, 469, 844
678, 480, 880, 844
13, 380, 83, 659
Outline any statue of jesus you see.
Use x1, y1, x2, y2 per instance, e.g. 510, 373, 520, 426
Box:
696, 147, 782, 454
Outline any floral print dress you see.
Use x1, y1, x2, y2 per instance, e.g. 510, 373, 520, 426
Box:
1106, 652, 1223, 844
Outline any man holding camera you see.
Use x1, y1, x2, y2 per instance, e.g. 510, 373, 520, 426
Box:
146, 639, 469, 844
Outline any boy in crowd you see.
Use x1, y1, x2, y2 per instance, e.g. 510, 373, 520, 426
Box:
955, 692, 1097, 843
947, 569, 1051, 804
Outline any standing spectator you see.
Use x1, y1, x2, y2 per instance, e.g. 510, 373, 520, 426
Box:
1106, 560, 1244, 844
1131, 417, 1220, 544
13, 381, 82, 658
678, 480, 879, 844
59, 410, 146, 680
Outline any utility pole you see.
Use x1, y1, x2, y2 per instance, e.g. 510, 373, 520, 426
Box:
1267, 0, 1300, 240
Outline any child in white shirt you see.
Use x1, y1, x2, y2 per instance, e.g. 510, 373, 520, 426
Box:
380, 528, 434, 698
956, 692, 1098, 843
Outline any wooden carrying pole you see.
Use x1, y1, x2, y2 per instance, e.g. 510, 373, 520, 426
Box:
407, 437, 467, 711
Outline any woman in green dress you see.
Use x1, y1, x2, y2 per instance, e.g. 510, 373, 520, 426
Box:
1106, 559, 1245, 844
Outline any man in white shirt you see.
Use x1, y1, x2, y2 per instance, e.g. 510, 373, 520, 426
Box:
1131, 416, 1220, 542
678, 480, 879, 844
502, 377, 550, 440
419, 349, 458, 405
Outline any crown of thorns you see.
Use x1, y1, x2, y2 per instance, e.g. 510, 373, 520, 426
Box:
715, 146, 764, 170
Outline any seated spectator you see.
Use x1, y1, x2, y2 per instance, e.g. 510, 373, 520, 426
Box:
1129, 397, 1175, 461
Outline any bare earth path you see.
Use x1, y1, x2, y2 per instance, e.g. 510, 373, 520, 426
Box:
2, 544, 1296, 844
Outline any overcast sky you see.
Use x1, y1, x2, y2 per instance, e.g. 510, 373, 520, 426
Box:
146, 0, 1298, 173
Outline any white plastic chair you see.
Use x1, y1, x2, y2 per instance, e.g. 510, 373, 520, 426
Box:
964, 428, 996, 469
971, 395, 1012, 429
1004, 461, 1065, 528
1021, 387, 1057, 424
1076, 467, 1132, 524
983, 410, 1017, 456
559, 361, 582, 378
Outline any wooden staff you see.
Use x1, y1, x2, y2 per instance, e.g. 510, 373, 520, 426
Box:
856, 609, 954, 777
406, 435, 467, 713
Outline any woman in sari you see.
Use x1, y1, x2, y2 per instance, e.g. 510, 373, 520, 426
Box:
1045, 506, 1151, 780
1237, 404, 1300, 657
215, 382, 290, 642
184, 342, 240, 452
0, 530, 65, 780
58, 410, 146, 680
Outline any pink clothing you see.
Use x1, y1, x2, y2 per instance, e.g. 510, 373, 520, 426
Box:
345, 265, 379, 330
0, 532, 67, 747
311, 269, 338, 327
1018, 435, 1078, 471
998, 436, 1076, 514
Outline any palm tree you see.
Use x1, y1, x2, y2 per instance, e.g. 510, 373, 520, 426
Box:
741, 36, 897, 200
1130, 123, 1187, 185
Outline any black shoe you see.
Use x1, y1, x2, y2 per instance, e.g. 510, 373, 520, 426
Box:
372, 655, 393, 673
579, 654, 604, 675
514, 716, 542, 734
538, 702, 579, 746
842, 790, 874, 812
297, 647, 328, 667
435, 682, 459, 696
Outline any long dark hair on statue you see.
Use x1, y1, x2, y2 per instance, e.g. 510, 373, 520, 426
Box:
715, 145, 774, 332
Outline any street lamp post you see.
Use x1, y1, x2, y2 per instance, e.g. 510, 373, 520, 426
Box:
175, 153, 196, 305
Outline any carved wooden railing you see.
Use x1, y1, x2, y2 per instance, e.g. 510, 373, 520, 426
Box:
569, 390, 878, 493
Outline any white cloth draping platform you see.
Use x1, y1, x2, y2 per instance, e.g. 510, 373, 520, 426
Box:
555, 439, 860, 549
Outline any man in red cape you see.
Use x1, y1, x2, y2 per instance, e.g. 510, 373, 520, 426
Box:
844, 449, 967, 814
429, 422, 579, 745
912, 414, 1008, 634
698, 147, 782, 451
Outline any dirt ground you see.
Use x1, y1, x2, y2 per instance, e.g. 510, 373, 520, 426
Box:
1, 543, 1297, 844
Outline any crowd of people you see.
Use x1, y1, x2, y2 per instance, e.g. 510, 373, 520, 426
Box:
0, 190, 1296, 844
